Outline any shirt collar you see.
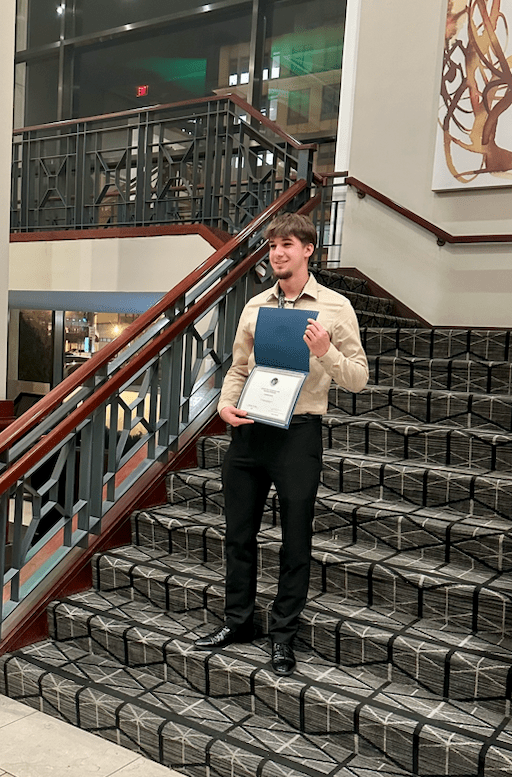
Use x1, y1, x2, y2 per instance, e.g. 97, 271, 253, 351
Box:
266, 273, 319, 302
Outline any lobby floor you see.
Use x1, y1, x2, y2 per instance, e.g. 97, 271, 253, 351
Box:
0, 694, 184, 777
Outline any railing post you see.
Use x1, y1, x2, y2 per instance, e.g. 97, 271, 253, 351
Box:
20, 131, 31, 230
88, 406, 107, 535
0, 490, 7, 638
202, 105, 217, 227
135, 114, 148, 226
297, 148, 313, 186
74, 123, 86, 229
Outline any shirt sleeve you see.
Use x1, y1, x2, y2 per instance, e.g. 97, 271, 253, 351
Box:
217, 305, 254, 413
316, 299, 369, 393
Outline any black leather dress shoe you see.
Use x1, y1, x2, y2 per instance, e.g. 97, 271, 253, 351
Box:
195, 624, 254, 649
271, 642, 296, 676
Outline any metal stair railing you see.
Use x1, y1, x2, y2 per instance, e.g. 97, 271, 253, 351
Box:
0, 177, 313, 641
11, 93, 316, 234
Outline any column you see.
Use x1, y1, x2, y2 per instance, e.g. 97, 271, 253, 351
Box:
328, 0, 362, 267
0, 0, 16, 427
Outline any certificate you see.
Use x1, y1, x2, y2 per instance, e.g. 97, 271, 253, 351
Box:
237, 365, 307, 428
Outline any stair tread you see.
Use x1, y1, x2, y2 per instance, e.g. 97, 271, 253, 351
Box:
0, 641, 361, 777
328, 384, 512, 433
330, 383, 512, 401
6, 631, 512, 763
152, 484, 512, 581
321, 447, 512, 480
134, 504, 512, 573
164, 477, 512, 526
196, 434, 512, 479
55, 586, 512, 662
323, 413, 512, 440
369, 354, 512, 366
95, 537, 512, 612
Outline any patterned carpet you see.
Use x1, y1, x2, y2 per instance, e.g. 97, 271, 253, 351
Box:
2, 270, 512, 776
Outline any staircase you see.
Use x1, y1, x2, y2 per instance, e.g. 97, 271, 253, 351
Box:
2, 271, 512, 776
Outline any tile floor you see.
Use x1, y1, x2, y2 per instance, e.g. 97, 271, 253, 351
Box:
0, 694, 184, 777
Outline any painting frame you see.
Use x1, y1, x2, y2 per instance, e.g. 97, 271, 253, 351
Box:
432, 0, 512, 191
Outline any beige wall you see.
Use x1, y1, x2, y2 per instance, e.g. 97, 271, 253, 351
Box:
0, 1, 15, 397
10, 234, 214, 293
340, 0, 512, 327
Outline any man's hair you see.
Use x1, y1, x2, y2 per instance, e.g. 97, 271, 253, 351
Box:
264, 212, 317, 249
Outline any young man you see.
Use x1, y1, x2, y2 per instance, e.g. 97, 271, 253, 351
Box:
195, 213, 368, 675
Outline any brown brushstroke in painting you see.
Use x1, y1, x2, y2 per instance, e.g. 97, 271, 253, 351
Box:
441, 0, 512, 182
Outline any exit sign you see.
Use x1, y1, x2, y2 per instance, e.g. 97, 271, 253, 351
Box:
136, 85, 149, 98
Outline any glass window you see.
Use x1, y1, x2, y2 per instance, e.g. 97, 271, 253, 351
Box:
287, 89, 310, 125
262, 0, 346, 141
78, 0, 219, 36
14, 62, 27, 129
63, 311, 138, 378
24, 58, 59, 126
23, 0, 62, 48
18, 311, 53, 383
75, 10, 252, 118
17, 0, 346, 142
320, 83, 340, 122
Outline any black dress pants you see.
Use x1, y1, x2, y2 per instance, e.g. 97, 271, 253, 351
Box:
222, 415, 323, 644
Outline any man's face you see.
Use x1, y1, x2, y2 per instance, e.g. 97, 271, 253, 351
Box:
268, 235, 314, 280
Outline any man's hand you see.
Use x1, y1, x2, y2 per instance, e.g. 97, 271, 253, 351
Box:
304, 318, 330, 358
220, 405, 255, 426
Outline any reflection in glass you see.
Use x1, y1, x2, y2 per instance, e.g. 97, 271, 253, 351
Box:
75, 11, 251, 118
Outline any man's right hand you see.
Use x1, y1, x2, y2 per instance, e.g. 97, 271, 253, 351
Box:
219, 406, 255, 426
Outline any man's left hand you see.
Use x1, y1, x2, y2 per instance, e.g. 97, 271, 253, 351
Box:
304, 318, 330, 357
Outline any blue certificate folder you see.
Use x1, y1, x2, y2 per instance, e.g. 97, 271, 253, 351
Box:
254, 307, 318, 372
237, 308, 319, 429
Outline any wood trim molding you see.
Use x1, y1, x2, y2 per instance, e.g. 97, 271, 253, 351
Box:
346, 176, 512, 245
0, 401, 15, 432
10, 224, 229, 251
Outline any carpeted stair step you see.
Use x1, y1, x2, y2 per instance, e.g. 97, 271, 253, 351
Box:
320, 449, 512, 519
314, 274, 423, 328
339, 290, 396, 317
327, 386, 512, 433
321, 416, 512, 471
162, 472, 512, 577
367, 355, 512, 394
357, 311, 420, 328
0, 640, 396, 777
193, 417, 512, 472
134, 498, 512, 576
92, 533, 512, 644
7, 622, 512, 773
186, 441, 512, 520
48, 588, 512, 716
313, 270, 372, 296
361, 329, 512, 362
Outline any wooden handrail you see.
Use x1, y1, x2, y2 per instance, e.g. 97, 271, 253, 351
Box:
0, 178, 308, 459
13, 93, 317, 152
346, 176, 512, 246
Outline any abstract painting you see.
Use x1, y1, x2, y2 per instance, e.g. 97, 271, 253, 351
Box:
433, 0, 512, 190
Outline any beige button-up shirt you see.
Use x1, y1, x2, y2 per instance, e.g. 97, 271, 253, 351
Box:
218, 274, 369, 416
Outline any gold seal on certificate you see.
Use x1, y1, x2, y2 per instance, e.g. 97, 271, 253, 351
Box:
238, 366, 307, 428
